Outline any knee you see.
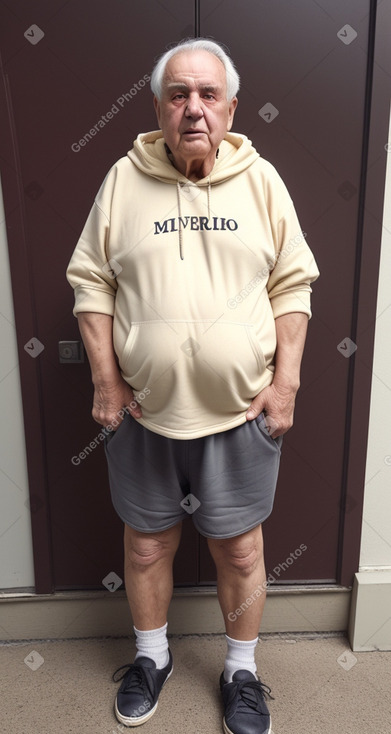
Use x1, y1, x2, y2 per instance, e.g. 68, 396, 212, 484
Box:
216, 532, 263, 576
227, 544, 263, 576
125, 537, 168, 569
215, 543, 263, 576
124, 524, 181, 570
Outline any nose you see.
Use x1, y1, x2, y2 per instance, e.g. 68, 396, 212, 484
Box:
185, 93, 203, 119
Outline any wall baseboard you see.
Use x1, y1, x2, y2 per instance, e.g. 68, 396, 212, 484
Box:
349, 571, 391, 651
0, 586, 351, 641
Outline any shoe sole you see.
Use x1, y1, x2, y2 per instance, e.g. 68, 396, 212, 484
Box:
114, 665, 173, 727
223, 714, 272, 734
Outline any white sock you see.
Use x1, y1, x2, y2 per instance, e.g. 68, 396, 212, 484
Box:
224, 635, 258, 682
134, 622, 170, 669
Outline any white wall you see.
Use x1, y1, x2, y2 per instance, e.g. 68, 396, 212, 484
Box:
359, 106, 391, 572
0, 177, 35, 589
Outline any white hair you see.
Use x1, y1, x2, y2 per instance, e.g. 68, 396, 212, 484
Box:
150, 38, 240, 101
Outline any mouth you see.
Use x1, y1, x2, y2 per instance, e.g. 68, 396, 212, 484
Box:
182, 129, 205, 136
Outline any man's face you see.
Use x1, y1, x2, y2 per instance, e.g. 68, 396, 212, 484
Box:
154, 50, 238, 174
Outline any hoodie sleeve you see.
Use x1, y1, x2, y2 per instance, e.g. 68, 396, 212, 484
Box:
265, 174, 320, 319
66, 182, 117, 317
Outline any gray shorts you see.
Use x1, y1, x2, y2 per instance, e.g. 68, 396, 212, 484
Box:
104, 413, 282, 539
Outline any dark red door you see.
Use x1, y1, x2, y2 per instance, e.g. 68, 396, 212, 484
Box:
0, 0, 385, 591
0, 0, 199, 591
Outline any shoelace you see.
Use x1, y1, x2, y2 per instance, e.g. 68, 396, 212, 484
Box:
234, 679, 275, 712
112, 662, 150, 694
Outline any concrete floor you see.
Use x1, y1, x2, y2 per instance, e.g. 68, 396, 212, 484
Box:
1, 633, 390, 734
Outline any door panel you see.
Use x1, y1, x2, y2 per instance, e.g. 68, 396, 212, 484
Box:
0, 0, 197, 590
200, 0, 371, 582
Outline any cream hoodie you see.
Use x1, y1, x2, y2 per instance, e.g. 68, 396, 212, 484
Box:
67, 131, 319, 439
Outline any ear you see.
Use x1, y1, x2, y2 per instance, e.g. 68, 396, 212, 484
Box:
227, 97, 238, 132
153, 96, 161, 127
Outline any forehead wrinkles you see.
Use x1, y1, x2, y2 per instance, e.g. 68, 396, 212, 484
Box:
166, 80, 222, 94
163, 51, 226, 93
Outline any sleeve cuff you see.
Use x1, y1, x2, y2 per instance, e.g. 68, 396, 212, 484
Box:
72, 286, 115, 317
270, 289, 312, 320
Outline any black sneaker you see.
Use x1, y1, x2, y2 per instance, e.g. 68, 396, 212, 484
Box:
112, 651, 173, 727
220, 669, 274, 734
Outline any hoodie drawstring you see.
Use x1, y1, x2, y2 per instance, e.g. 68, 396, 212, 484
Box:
176, 179, 212, 261
176, 182, 184, 260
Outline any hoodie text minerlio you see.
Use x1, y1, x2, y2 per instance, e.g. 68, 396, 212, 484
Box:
154, 216, 239, 235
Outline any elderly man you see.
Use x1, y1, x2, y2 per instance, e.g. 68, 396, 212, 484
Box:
67, 38, 319, 734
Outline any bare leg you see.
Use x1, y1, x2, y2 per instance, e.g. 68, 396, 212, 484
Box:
124, 522, 182, 630
207, 524, 266, 639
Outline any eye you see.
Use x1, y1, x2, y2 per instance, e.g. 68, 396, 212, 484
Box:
203, 94, 215, 100
172, 93, 186, 101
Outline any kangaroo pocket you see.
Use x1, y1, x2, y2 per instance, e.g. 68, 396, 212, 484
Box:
193, 321, 267, 417
119, 320, 268, 425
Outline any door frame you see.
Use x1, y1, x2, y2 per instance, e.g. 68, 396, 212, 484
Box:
337, 0, 390, 586
0, 70, 53, 592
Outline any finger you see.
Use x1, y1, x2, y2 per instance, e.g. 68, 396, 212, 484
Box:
126, 397, 142, 418
246, 397, 266, 420
93, 407, 125, 430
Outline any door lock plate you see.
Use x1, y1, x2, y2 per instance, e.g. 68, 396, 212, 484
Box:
58, 340, 84, 363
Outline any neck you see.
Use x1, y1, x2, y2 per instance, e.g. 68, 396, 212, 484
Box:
165, 145, 217, 181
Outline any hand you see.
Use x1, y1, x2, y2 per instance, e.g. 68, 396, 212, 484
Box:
92, 376, 142, 429
246, 383, 297, 438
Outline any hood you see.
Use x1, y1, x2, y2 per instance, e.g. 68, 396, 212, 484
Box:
127, 130, 259, 259
127, 130, 259, 185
